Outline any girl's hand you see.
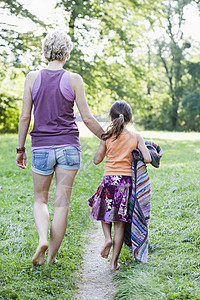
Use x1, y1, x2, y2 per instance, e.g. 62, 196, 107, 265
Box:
16, 152, 27, 169
93, 140, 106, 165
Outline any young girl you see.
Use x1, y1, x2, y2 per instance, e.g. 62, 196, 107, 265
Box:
88, 100, 152, 270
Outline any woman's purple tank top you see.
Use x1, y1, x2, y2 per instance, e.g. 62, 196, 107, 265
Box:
30, 69, 81, 150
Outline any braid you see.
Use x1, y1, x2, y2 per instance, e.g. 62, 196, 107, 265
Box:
101, 101, 132, 141
101, 123, 115, 141
101, 114, 125, 141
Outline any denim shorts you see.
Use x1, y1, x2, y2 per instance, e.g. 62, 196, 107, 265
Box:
31, 146, 81, 175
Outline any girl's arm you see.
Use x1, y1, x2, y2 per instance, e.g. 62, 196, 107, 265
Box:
136, 133, 152, 163
93, 140, 106, 165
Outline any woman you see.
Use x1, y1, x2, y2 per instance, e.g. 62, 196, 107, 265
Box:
16, 30, 104, 266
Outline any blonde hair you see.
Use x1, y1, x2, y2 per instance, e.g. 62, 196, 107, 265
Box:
42, 30, 73, 62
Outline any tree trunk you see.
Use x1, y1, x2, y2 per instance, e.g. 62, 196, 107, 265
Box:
171, 96, 178, 128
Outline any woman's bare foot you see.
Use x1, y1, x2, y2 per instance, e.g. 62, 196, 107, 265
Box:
101, 239, 112, 258
47, 257, 58, 265
110, 262, 120, 271
32, 243, 48, 266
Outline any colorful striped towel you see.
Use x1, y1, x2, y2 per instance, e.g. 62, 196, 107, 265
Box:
124, 141, 163, 263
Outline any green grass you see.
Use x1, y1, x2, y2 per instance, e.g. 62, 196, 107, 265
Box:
0, 135, 100, 300
0, 133, 200, 299
114, 138, 200, 300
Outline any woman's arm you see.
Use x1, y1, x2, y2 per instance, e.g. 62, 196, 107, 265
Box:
136, 133, 152, 163
93, 140, 106, 165
16, 72, 34, 169
71, 73, 104, 139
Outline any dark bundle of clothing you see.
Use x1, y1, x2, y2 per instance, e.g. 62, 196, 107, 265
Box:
124, 141, 163, 263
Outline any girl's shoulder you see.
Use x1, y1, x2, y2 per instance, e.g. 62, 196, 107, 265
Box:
126, 130, 137, 138
134, 132, 146, 147
126, 131, 138, 147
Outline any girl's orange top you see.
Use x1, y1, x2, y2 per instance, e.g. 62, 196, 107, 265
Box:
104, 131, 137, 176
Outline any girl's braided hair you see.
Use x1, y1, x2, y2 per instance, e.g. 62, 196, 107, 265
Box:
101, 100, 132, 141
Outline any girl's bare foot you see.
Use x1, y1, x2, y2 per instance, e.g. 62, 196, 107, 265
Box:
32, 243, 48, 266
101, 239, 112, 258
110, 262, 120, 271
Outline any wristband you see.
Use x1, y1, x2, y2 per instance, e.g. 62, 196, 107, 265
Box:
16, 147, 26, 153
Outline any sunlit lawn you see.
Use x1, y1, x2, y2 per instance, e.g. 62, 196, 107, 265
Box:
0, 134, 99, 299
114, 132, 200, 300
0, 129, 200, 299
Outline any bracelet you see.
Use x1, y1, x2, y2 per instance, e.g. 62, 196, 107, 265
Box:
16, 147, 26, 153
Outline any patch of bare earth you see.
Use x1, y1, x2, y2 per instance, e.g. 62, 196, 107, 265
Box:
74, 222, 116, 300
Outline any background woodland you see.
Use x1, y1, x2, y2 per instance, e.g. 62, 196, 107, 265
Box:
0, 0, 200, 132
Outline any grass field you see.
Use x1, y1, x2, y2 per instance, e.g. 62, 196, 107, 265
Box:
0, 131, 200, 299
114, 133, 200, 300
0, 134, 99, 299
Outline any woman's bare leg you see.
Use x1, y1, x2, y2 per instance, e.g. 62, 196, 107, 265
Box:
32, 171, 54, 266
47, 167, 78, 264
110, 221, 125, 270
101, 221, 112, 258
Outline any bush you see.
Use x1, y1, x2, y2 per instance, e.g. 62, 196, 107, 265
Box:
180, 91, 200, 131
0, 93, 20, 133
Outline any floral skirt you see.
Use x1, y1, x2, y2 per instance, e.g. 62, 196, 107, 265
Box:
88, 175, 132, 223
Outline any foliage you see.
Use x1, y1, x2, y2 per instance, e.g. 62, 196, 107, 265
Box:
0, 0, 45, 66
0, 1, 46, 133
137, 0, 200, 131
0, 93, 20, 133
180, 91, 200, 131
178, 61, 200, 131
153, 0, 193, 129
188, 62, 200, 85
0, 0, 200, 131
58, 0, 163, 114
1, 0, 44, 24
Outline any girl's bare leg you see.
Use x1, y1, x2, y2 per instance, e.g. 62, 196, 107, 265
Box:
101, 221, 112, 258
110, 221, 125, 270
32, 172, 54, 266
47, 167, 78, 264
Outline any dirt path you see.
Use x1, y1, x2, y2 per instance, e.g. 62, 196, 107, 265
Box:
74, 222, 116, 300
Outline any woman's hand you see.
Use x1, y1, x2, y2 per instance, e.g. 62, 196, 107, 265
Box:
16, 152, 27, 169
16, 71, 35, 168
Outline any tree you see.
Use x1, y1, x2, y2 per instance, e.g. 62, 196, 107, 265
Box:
0, 0, 46, 132
181, 91, 200, 130
155, 0, 196, 129
179, 62, 200, 131
57, 0, 162, 114
0, 0, 46, 66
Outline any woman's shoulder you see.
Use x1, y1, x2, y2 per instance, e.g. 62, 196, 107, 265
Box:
26, 70, 40, 82
27, 70, 40, 77
69, 72, 84, 91
25, 71, 40, 89
69, 71, 83, 82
